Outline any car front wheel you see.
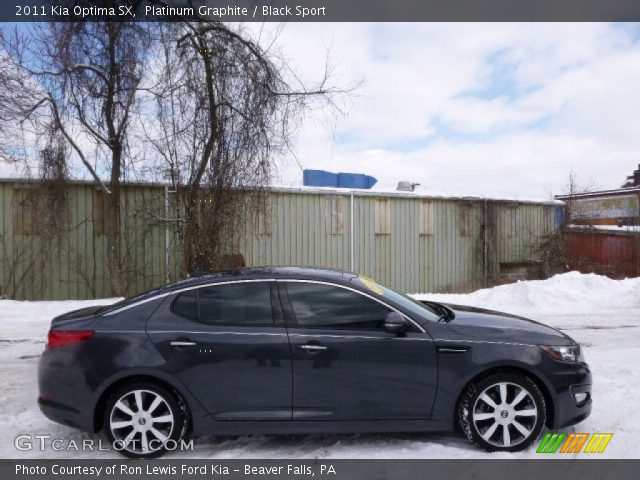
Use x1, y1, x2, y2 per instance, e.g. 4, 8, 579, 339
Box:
103, 382, 188, 458
458, 373, 546, 452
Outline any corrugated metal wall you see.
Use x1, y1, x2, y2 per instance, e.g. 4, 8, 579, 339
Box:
0, 181, 181, 300
0, 180, 560, 300
564, 229, 640, 278
238, 189, 559, 294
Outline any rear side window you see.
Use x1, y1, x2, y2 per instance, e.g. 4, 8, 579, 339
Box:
284, 282, 391, 330
170, 282, 278, 326
170, 289, 197, 321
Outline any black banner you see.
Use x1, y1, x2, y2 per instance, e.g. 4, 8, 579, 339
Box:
4, 0, 640, 22
3, 460, 640, 480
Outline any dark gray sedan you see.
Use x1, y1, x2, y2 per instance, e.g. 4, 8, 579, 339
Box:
38, 267, 591, 457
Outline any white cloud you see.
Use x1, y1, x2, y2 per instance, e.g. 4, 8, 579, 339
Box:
269, 23, 640, 198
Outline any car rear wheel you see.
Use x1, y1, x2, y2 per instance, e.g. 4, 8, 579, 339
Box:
458, 373, 546, 452
103, 382, 188, 458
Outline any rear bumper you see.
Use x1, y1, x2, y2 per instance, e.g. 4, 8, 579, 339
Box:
38, 349, 94, 432
38, 396, 91, 431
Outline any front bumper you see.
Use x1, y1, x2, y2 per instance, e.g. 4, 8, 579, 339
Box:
543, 359, 592, 429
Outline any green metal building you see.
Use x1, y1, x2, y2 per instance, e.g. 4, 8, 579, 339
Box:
0, 178, 562, 300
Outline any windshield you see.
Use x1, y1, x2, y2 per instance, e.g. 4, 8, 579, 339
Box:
353, 276, 441, 322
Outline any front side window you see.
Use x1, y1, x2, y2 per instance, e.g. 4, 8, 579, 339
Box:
171, 282, 276, 326
353, 276, 440, 322
284, 282, 391, 330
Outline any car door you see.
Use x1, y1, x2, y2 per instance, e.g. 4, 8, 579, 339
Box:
146, 281, 292, 420
280, 280, 438, 421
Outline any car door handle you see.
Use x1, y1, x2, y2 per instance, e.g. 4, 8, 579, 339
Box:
170, 340, 197, 348
297, 344, 327, 352
436, 346, 470, 354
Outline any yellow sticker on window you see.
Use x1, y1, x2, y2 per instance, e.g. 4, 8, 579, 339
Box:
359, 275, 384, 295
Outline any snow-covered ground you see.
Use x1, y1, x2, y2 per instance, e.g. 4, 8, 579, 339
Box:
1, 272, 639, 459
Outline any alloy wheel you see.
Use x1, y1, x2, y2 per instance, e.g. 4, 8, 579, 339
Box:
109, 389, 175, 455
472, 381, 538, 448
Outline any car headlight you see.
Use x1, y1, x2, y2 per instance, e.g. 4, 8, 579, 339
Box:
539, 345, 583, 362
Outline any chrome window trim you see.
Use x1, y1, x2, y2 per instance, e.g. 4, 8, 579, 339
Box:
102, 279, 278, 316
103, 277, 426, 334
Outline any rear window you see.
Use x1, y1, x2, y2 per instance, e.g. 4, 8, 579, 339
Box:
170, 289, 197, 321
170, 282, 279, 326
95, 288, 164, 315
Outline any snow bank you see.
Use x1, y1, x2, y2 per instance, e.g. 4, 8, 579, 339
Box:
0, 274, 639, 458
0, 298, 121, 325
568, 224, 640, 233
0, 298, 122, 348
411, 271, 640, 314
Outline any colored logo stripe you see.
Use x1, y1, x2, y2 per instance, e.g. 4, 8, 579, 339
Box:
583, 433, 613, 454
560, 433, 589, 453
537, 432, 613, 454
537, 432, 566, 453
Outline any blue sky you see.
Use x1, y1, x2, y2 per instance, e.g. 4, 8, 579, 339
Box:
3, 23, 640, 200
267, 23, 640, 199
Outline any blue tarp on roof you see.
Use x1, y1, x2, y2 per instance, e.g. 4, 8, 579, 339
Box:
303, 169, 377, 189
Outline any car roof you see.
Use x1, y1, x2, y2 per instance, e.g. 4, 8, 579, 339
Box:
186, 266, 357, 285
141, 266, 359, 298
101, 267, 361, 314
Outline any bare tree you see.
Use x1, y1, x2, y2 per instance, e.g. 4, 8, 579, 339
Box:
145, 22, 344, 273
0, 17, 153, 295
1, 17, 349, 289
562, 169, 597, 226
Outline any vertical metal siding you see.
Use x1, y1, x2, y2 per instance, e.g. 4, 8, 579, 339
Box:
564, 229, 639, 278
0, 180, 560, 299
0, 182, 179, 300
240, 193, 557, 294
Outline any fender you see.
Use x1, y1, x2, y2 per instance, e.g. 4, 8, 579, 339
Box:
91, 367, 208, 433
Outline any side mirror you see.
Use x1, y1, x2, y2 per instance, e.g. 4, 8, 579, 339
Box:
384, 311, 408, 336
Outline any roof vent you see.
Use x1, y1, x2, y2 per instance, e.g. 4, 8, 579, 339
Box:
622, 163, 640, 188
396, 181, 420, 192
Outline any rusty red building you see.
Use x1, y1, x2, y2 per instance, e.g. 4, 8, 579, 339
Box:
555, 164, 640, 278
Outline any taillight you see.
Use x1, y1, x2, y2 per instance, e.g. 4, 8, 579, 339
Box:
46, 330, 94, 350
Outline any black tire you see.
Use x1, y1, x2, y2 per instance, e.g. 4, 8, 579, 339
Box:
103, 381, 189, 459
458, 373, 546, 452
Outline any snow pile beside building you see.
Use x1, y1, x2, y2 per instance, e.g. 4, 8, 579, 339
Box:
1, 272, 639, 458
0, 298, 121, 325
412, 271, 640, 315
